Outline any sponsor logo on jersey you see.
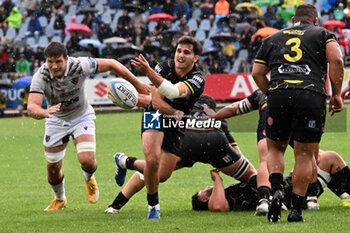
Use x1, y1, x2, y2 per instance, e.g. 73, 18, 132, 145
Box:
87, 57, 97, 69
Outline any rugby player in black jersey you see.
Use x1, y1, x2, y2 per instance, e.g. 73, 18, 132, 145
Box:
115, 36, 205, 219
252, 4, 344, 222
105, 95, 258, 215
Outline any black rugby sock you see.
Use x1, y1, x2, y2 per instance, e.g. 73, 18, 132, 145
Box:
125, 156, 137, 170
110, 192, 129, 210
147, 192, 159, 206
269, 173, 284, 193
291, 193, 305, 214
258, 186, 271, 200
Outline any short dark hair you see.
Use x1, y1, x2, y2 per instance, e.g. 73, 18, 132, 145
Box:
191, 193, 209, 211
294, 4, 317, 22
176, 36, 203, 56
44, 41, 67, 58
197, 94, 216, 110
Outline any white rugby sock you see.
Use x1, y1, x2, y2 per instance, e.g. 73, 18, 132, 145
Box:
83, 171, 94, 181
51, 178, 65, 201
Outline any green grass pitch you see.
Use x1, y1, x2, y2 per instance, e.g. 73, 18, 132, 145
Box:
0, 106, 349, 233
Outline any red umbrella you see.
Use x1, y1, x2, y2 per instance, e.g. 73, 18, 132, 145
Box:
66, 24, 93, 36
148, 13, 174, 23
252, 27, 279, 38
322, 20, 346, 29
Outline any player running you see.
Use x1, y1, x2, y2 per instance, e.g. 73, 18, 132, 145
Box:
28, 41, 149, 211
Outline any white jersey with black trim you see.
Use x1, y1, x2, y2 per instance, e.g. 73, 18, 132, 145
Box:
30, 57, 98, 121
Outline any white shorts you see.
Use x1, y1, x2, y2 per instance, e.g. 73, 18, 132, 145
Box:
44, 106, 96, 148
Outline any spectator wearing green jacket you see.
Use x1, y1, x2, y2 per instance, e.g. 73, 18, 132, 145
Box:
16, 54, 30, 78
7, 6, 22, 30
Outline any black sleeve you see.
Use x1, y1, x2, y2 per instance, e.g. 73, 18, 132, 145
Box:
221, 119, 237, 147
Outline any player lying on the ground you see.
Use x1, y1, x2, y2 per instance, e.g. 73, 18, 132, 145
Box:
104, 95, 258, 214
204, 89, 270, 215
192, 150, 350, 211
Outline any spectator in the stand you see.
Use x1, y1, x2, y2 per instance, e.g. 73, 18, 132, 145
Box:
132, 24, 151, 49
149, 2, 162, 15
162, 0, 175, 16
67, 32, 81, 53
174, 0, 191, 20
53, 13, 65, 36
118, 10, 131, 29
334, 2, 345, 20
34, 46, 45, 62
81, 13, 92, 28
22, 0, 38, 21
90, 13, 102, 34
197, 0, 215, 26
6, 6, 22, 31
0, 92, 6, 117
0, 6, 8, 35
237, 57, 250, 73
86, 44, 99, 58
1, 54, 16, 80
177, 17, 190, 35
214, 0, 230, 21
263, 6, 277, 27
272, 14, 285, 29
65, 15, 77, 36
0, 46, 8, 63
131, 8, 146, 26
222, 39, 236, 66
25, 13, 42, 42
23, 45, 35, 64
101, 43, 114, 58
276, 4, 294, 25
238, 24, 253, 52
51, 0, 65, 15
321, 0, 335, 16
148, 53, 158, 68
1, 0, 15, 17
248, 35, 262, 63
114, 21, 134, 43
97, 21, 113, 42
37, 0, 52, 19
16, 54, 30, 77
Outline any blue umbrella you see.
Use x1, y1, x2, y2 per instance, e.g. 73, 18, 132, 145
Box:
79, 39, 104, 48
161, 29, 184, 35
202, 46, 221, 55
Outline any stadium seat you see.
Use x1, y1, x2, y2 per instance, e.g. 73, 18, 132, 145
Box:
25, 37, 36, 47
199, 19, 211, 31
5, 27, 16, 39
38, 36, 49, 47
17, 26, 27, 39
63, 36, 71, 45
172, 20, 180, 29
95, 3, 104, 14
230, 58, 240, 73
203, 38, 213, 48
195, 29, 206, 42
76, 14, 84, 23
192, 8, 202, 20
45, 25, 54, 37
51, 35, 63, 43
68, 4, 77, 15
208, 28, 217, 37
102, 13, 112, 24
148, 21, 157, 32
39, 16, 48, 28
188, 18, 198, 32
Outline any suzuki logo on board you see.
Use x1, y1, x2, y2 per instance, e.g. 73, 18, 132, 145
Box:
95, 82, 107, 97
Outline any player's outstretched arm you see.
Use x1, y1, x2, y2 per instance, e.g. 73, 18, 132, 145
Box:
208, 170, 230, 212
152, 87, 184, 121
96, 58, 150, 95
326, 41, 344, 115
28, 93, 61, 119
204, 98, 254, 119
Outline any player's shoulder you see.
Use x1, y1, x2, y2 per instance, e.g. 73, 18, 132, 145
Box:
33, 63, 51, 82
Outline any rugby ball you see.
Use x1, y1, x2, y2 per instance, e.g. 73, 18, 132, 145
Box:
107, 78, 138, 109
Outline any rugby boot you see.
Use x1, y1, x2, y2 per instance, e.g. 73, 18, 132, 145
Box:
287, 209, 304, 222
114, 152, 127, 186
44, 198, 67, 211
85, 176, 99, 204
268, 190, 284, 222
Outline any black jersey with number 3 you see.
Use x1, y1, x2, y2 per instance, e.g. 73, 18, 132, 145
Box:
254, 21, 337, 96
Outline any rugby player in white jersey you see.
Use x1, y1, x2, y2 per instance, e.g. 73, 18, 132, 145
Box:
28, 41, 150, 211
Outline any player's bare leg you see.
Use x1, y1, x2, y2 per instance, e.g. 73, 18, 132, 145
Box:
74, 134, 99, 204
44, 143, 68, 211
256, 138, 271, 215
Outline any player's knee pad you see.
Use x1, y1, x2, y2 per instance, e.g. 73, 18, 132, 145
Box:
45, 149, 66, 163
230, 156, 250, 180
76, 142, 96, 153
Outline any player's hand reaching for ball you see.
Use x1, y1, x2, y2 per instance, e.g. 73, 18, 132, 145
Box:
131, 54, 151, 75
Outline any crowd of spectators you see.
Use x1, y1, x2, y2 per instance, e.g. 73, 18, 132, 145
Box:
0, 0, 349, 84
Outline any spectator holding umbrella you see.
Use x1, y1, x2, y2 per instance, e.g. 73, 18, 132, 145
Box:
97, 21, 113, 42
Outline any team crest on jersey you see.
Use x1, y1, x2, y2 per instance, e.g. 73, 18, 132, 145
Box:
71, 77, 79, 85
87, 57, 96, 69
45, 135, 51, 142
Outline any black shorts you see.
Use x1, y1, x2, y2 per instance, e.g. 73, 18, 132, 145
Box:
257, 107, 267, 142
177, 129, 241, 168
142, 115, 184, 156
266, 89, 326, 143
